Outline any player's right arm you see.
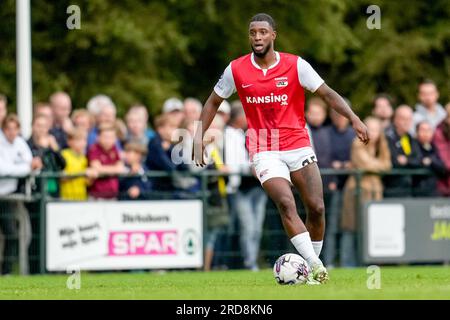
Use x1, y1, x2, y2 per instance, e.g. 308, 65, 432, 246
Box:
193, 64, 236, 166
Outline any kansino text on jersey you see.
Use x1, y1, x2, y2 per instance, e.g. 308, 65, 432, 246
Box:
246, 93, 288, 104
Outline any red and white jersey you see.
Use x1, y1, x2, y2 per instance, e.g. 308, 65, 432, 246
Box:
214, 51, 324, 159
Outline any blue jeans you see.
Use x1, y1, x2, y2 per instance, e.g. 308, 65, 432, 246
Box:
323, 190, 342, 267
235, 187, 268, 269
340, 231, 357, 267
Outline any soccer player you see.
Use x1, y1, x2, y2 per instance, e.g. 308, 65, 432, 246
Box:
193, 13, 369, 283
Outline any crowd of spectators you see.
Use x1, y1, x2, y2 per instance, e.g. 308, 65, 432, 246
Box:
0, 78, 449, 273
305, 80, 450, 267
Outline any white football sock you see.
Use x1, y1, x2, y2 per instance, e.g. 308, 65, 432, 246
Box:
311, 240, 323, 257
290, 232, 321, 266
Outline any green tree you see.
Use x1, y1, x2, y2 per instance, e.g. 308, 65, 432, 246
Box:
0, 0, 448, 119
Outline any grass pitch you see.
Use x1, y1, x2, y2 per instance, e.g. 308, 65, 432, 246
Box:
0, 266, 449, 300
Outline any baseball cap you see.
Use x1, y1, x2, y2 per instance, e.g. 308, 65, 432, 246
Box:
217, 100, 231, 114
162, 97, 184, 113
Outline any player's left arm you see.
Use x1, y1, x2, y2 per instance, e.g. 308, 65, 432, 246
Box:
315, 83, 370, 144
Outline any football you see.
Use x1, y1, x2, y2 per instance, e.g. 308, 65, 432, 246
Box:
273, 253, 311, 285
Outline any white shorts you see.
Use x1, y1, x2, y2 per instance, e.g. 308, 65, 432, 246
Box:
251, 147, 317, 185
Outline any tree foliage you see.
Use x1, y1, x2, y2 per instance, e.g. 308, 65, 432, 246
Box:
0, 0, 448, 118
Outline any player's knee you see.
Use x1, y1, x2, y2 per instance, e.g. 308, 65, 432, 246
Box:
310, 200, 325, 218
276, 196, 296, 217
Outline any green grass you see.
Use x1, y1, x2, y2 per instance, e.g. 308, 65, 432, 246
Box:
0, 266, 449, 299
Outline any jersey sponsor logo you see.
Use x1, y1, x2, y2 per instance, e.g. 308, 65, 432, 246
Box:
275, 77, 289, 88
276, 80, 288, 88
245, 93, 288, 105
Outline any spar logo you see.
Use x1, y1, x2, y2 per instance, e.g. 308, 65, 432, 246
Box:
108, 230, 177, 256
246, 93, 288, 106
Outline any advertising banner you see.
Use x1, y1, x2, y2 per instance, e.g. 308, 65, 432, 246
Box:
362, 199, 450, 263
46, 200, 203, 271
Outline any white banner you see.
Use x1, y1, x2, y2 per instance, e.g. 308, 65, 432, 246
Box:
46, 200, 203, 271
368, 203, 405, 257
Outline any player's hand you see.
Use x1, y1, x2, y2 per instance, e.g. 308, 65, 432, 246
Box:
352, 117, 370, 145
192, 137, 213, 167
192, 138, 205, 167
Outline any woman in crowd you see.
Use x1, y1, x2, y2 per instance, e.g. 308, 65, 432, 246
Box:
27, 114, 66, 197
340, 116, 392, 267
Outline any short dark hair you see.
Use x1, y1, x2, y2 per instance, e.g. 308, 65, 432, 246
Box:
418, 78, 437, 89
416, 120, 431, 132
98, 123, 116, 134
373, 93, 393, 106
3, 114, 20, 130
250, 13, 276, 31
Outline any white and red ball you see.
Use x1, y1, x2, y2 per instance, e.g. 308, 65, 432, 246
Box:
273, 253, 310, 285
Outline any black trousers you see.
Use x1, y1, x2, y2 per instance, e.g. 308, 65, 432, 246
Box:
0, 201, 18, 274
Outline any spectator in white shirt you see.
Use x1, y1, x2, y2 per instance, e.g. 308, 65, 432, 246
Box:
0, 114, 32, 275
0, 114, 33, 195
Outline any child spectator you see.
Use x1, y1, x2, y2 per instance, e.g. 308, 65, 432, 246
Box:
413, 121, 446, 196
87, 124, 125, 199
60, 129, 98, 201
432, 103, 450, 196
28, 114, 66, 197
71, 109, 94, 136
119, 141, 152, 200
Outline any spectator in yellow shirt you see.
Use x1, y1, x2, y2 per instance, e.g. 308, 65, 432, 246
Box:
60, 129, 97, 200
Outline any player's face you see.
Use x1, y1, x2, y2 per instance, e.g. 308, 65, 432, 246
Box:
249, 21, 276, 57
